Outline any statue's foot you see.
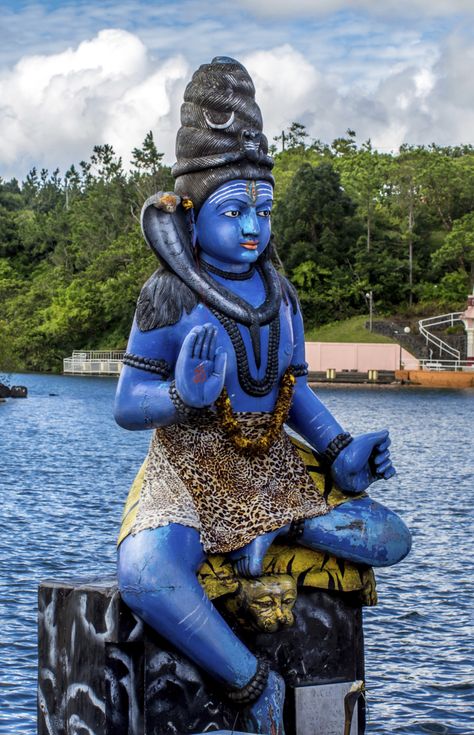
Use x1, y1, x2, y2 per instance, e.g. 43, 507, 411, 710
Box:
242, 670, 286, 735
229, 529, 282, 578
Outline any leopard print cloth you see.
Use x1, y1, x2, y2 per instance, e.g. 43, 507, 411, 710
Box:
119, 413, 329, 554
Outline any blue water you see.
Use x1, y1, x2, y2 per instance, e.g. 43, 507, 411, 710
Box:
0, 373, 473, 734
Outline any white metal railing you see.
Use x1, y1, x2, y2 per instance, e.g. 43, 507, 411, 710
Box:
70, 350, 125, 361
63, 350, 125, 375
418, 358, 474, 372
418, 312, 463, 360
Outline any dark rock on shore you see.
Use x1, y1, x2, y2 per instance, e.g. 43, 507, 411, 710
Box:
0, 383, 28, 398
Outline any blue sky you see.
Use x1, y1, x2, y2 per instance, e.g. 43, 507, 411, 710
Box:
1, 0, 473, 179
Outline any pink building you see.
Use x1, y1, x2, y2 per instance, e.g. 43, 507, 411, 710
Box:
305, 342, 419, 372
461, 293, 474, 363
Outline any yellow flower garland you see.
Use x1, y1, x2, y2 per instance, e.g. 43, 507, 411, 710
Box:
215, 368, 296, 455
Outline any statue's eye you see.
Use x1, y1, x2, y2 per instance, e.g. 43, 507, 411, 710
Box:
252, 596, 273, 609
257, 209, 271, 218
224, 210, 240, 218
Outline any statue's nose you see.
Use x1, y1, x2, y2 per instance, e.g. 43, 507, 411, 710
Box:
241, 209, 260, 238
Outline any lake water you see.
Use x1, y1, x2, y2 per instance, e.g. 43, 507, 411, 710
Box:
0, 373, 473, 734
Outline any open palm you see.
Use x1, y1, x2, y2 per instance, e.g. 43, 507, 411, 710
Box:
175, 324, 227, 408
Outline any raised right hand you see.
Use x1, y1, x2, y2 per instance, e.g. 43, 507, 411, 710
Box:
174, 324, 227, 408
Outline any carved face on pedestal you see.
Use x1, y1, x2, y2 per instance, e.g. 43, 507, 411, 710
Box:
223, 574, 297, 632
195, 179, 273, 268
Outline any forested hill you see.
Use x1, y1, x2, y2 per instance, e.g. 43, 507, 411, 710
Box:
1, 127, 473, 372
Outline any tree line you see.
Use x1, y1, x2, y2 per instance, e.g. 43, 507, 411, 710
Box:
1, 127, 473, 372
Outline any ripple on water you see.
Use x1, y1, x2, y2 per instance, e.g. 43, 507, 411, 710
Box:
1, 376, 473, 734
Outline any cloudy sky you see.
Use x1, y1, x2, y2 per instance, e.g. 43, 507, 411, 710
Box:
0, 0, 473, 180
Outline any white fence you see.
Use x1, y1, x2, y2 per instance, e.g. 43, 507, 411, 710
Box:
417, 358, 474, 372
63, 350, 125, 376
418, 312, 464, 360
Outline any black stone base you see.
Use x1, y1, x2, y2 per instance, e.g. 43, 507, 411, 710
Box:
38, 577, 365, 735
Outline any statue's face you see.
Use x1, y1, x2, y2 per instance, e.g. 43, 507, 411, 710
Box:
196, 179, 273, 266
233, 575, 297, 632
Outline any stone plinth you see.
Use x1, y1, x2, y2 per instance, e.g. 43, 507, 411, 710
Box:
38, 577, 365, 735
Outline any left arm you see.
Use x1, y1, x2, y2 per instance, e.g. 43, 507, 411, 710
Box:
286, 294, 396, 493
286, 301, 344, 452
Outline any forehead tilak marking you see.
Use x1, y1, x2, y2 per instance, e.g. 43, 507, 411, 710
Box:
256, 183, 273, 198
208, 182, 249, 205
209, 181, 273, 207
246, 180, 258, 205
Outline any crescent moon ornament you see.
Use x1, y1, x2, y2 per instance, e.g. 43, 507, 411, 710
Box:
204, 110, 235, 130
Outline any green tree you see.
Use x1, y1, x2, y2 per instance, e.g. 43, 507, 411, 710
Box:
131, 131, 174, 204
273, 162, 363, 324
274, 122, 309, 152
417, 146, 474, 231
331, 129, 357, 158
131, 130, 164, 174
390, 148, 427, 306
432, 212, 474, 291
2, 128, 473, 372
274, 162, 359, 270
333, 140, 391, 253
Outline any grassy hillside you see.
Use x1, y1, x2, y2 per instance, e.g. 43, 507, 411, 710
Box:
304, 315, 395, 343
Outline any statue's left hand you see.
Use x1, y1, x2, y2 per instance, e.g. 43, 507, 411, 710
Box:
331, 430, 396, 494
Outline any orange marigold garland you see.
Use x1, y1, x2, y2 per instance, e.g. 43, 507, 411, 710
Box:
215, 368, 296, 455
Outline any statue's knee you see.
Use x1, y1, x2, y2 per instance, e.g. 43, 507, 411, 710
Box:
117, 527, 203, 601
391, 515, 412, 563
117, 542, 144, 605
374, 513, 412, 567
118, 580, 141, 614
117, 533, 164, 598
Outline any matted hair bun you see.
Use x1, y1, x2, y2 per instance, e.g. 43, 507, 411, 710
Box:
172, 56, 274, 211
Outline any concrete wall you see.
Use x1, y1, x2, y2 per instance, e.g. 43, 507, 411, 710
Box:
305, 342, 419, 372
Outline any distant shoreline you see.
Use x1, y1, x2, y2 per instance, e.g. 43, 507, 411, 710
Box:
2, 370, 472, 393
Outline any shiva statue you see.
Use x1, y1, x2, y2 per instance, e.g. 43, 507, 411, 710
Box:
115, 57, 411, 734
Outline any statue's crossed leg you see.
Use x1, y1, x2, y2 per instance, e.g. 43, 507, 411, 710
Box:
118, 497, 410, 734
230, 494, 412, 579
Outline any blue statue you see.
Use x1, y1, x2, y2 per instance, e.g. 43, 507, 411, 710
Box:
115, 57, 411, 734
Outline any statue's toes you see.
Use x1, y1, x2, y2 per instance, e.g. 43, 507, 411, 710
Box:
236, 558, 248, 577
246, 556, 265, 578
232, 555, 263, 578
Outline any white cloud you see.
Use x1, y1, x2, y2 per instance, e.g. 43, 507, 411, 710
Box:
0, 23, 474, 180
246, 34, 474, 153
244, 46, 328, 133
0, 29, 188, 177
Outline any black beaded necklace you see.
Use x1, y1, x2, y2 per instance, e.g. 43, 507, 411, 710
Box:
199, 258, 256, 281
203, 261, 281, 397
210, 308, 280, 397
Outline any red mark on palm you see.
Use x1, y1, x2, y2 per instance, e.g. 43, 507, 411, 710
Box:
193, 363, 207, 384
